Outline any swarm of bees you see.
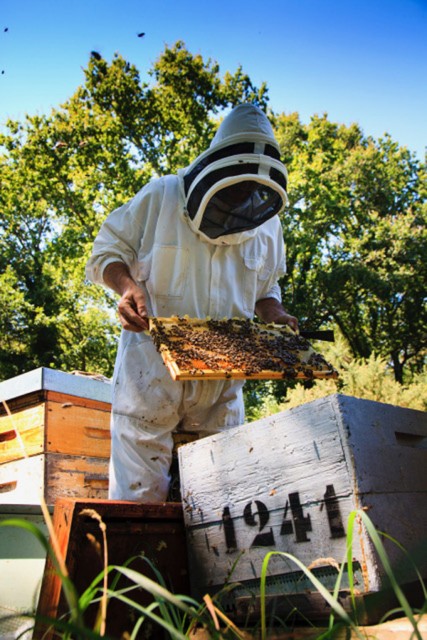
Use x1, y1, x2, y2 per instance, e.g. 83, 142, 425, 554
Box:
148, 316, 338, 381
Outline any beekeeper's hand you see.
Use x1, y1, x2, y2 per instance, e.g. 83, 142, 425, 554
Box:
103, 262, 149, 332
255, 297, 299, 333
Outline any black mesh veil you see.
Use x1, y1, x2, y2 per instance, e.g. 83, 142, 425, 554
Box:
184, 146, 288, 241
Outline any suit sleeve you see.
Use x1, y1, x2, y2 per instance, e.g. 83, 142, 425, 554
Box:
85, 180, 163, 286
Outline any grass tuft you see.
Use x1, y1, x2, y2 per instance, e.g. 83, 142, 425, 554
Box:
0, 509, 426, 638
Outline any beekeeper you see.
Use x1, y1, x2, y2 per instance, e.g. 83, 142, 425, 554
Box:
86, 103, 298, 502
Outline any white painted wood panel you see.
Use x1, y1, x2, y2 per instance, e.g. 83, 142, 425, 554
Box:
0, 455, 45, 505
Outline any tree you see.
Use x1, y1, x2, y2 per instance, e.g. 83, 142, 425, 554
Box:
275, 113, 426, 383
246, 331, 427, 420
0, 42, 269, 380
1, 41, 425, 389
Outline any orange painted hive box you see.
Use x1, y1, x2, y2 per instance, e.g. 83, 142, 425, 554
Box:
0, 368, 112, 506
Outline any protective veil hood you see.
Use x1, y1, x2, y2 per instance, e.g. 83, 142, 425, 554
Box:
183, 103, 288, 245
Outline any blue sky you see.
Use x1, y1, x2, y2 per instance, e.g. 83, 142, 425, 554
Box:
1, 0, 426, 160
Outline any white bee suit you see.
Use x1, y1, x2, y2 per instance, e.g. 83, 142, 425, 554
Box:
86, 104, 288, 501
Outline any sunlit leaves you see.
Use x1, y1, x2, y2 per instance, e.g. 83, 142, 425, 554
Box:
276, 112, 426, 382
0, 41, 271, 379
1, 40, 425, 385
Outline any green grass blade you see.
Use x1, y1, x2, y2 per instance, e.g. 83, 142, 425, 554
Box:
259, 550, 365, 640
377, 530, 427, 600
29, 613, 117, 639
112, 565, 194, 614
106, 590, 189, 639
0, 518, 84, 630
357, 510, 423, 640
134, 554, 188, 628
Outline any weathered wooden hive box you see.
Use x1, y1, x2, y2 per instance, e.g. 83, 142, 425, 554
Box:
178, 394, 427, 624
0, 367, 111, 505
34, 498, 190, 640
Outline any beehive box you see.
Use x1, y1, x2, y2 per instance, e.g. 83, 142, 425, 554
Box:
0, 367, 112, 506
35, 498, 190, 640
178, 394, 427, 624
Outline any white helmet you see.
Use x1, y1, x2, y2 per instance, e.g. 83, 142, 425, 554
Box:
183, 103, 288, 245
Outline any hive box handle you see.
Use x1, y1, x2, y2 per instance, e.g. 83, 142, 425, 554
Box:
395, 431, 427, 450
0, 429, 17, 443
0, 480, 18, 493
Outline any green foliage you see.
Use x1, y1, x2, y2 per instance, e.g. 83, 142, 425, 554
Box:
149, 41, 268, 173
0, 516, 243, 639
1, 510, 426, 638
0, 40, 425, 395
245, 330, 427, 421
0, 266, 36, 378
275, 113, 427, 383
0, 42, 267, 380
259, 509, 427, 640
